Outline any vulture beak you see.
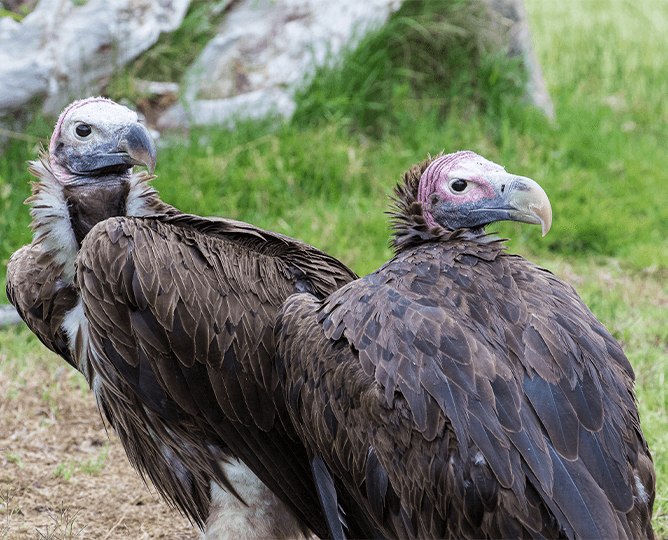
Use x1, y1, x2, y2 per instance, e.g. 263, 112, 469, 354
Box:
69, 122, 157, 176
116, 122, 157, 174
500, 175, 552, 236
468, 174, 552, 236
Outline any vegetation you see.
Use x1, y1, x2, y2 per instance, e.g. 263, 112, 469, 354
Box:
0, 0, 666, 535
33, 507, 85, 540
53, 443, 110, 482
106, 0, 232, 102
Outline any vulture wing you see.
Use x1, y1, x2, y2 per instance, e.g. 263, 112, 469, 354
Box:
276, 237, 655, 539
73, 212, 364, 538
7, 245, 78, 368
6, 234, 229, 524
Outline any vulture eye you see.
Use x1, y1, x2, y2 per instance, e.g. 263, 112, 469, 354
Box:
75, 124, 92, 138
449, 179, 469, 193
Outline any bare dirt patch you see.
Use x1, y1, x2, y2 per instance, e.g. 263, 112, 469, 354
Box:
0, 348, 200, 540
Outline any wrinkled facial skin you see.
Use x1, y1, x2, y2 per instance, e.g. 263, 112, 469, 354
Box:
418, 151, 552, 236
49, 98, 156, 184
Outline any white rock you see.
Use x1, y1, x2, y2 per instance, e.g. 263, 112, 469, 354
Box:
160, 88, 296, 130
0, 0, 191, 117
0, 16, 20, 40
134, 79, 180, 96
159, 0, 553, 129
0, 305, 22, 327
160, 0, 403, 128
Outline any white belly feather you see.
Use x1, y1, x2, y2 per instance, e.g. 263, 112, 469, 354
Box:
204, 460, 315, 540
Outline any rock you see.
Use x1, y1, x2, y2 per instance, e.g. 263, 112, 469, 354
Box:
159, 88, 296, 130
134, 79, 180, 96
0, 0, 554, 132
158, 0, 403, 129
0, 305, 22, 327
0, 0, 191, 119
158, 0, 553, 129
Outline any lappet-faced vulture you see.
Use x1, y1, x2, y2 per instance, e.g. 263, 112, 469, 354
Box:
275, 151, 656, 539
6, 97, 384, 539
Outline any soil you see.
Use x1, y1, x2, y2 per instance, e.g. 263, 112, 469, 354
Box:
0, 353, 200, 540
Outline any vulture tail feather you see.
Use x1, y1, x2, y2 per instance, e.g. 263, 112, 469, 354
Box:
311, 455, 347, 540
365, 447, 389, 523
546, 441, 620, 540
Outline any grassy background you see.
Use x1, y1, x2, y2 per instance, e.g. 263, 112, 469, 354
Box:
0, 0, 667, 535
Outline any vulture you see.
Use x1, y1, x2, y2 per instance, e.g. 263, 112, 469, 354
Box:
275, 151, 656, 540
6, 97, 384, 539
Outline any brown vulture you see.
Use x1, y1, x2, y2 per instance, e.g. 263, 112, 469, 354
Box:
275, 151, 656, 539
6, 97, 384, 539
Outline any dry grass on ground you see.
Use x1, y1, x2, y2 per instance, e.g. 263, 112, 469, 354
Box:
0, 349, 199, 540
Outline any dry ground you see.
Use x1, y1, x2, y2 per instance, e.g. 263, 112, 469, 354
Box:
0, 350, 200, 540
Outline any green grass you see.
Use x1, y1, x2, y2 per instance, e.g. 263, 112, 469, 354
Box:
521, 0, 668, 264
292, 0, 527, 137
53, 443, 110, 481
1, 0, 668, 534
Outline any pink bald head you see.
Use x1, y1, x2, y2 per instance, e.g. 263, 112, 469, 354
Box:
47, 97, 153, 184
417, 151, 507, 228
49, 97, 117, 157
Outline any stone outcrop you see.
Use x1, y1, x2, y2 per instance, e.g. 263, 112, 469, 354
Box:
0, 0, 190, 119
157, 0, 404, 130
156, 0, 553, 129
0, 0, 553, 131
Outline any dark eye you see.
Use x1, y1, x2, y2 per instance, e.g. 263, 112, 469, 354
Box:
75, 124, 92, 138
450, 179, 468, 192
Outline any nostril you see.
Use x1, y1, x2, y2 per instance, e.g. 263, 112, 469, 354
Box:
501, 184, 506, 193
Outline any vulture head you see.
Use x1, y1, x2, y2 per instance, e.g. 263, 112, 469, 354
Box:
40, 97, 158, 247
417, 151, 552, 236
49, 97, 156, 184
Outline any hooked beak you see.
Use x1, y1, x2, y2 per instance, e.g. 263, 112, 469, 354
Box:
114, 122, 157, 174
502, 175, 552, 236
70, 122, 157, 176
468, 173, 552, 236
116, 122, 157, 174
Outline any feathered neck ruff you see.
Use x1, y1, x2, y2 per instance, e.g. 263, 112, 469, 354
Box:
388, 154, 505, 255
25, 149, 176, 283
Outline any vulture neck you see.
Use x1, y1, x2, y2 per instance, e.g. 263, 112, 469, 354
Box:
63, 178, 131, 248
388, 156, 497, 255
26, 155, 175, 284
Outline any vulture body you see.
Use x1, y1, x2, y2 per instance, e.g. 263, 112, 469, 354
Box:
276, 152, 656, 539
6, 98, 381, 539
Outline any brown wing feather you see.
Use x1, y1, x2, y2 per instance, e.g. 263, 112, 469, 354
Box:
6, 245, 78, 368
76, 214, 359, 538
8, 244, 228, 528
277, 238, 655, 540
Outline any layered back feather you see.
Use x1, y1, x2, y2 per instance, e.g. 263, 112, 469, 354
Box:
274, 155, 656, 539
7, 146, 376, 539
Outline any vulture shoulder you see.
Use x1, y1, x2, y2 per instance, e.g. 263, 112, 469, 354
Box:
74, 212, 359, 537
276, 237, 655, 540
